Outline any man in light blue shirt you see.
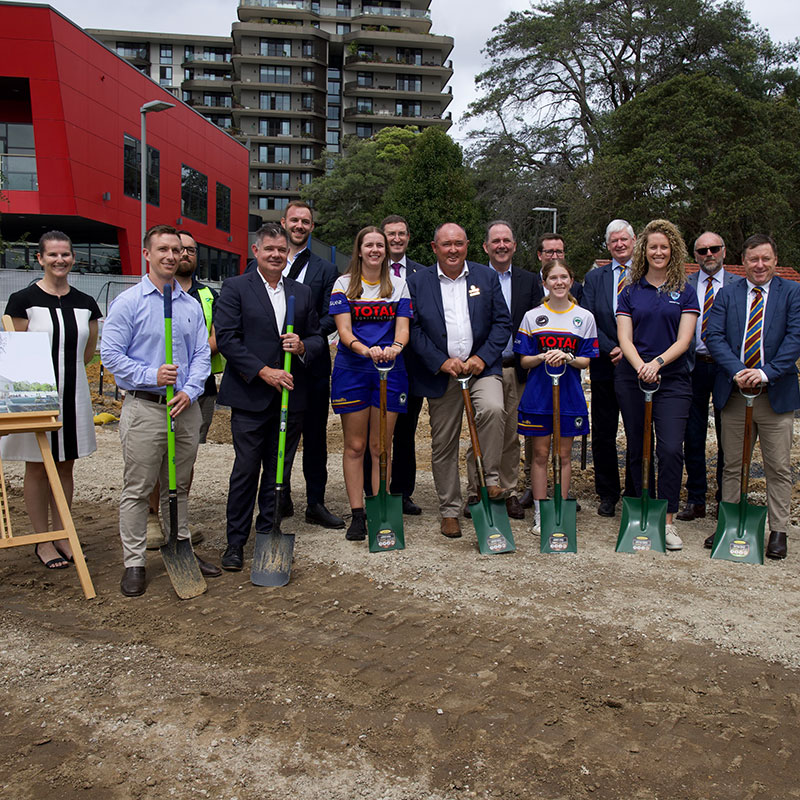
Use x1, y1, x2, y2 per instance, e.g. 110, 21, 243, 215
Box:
101, 224, 217, 597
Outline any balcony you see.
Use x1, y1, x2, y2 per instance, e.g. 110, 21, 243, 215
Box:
344, 54, 453, 77
0, 154, 38, 191
343, 81, 451, 102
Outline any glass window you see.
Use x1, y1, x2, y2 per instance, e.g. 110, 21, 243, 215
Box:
396, 74, 421, 92
184, 46, 194, 61
116, 42, 148, 60
159, 66, 173, 86
336, 23, 351, 34
300, 145, 315, 163
396, 100, 421, 117
257, 145, 291, 163
258, 171, 291, 190
259, 118, 291, 136
356, 123, 372, 138
260, 65, 291, 84
302, 40, 314, 58
326, 130, 340, 150
301, 67, 315, 83
257, 196, 290, 211
301, 119, 314, 136
181, 164, 208, 223
357, 44, 373, 59
356, 97, 372, 113
123, 133, 159, 205
160, 45, 172, 64
260, 92, 292, 111
300, 172, 313, 185
216, 182, 231, 232
260, 38, 292, 57
357, 72, 373, 87
302, 93, 313, 110
396, 47, 422, 66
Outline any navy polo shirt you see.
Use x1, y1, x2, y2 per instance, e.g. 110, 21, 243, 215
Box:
616, 278, 699, 376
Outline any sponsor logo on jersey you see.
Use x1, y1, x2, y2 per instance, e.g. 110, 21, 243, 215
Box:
352, 301, 397, 321
536, 333, 579, 351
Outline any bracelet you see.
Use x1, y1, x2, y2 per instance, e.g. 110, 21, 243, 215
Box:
348, 338, 361, 353
392, 341, 405, 350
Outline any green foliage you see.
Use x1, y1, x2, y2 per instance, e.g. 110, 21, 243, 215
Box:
12, 381, 56, 392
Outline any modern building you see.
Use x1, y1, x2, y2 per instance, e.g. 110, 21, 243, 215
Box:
0, 3, 249, 278
91, 0, 454, 223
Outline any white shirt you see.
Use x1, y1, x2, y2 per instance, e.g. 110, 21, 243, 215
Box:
257, 270, 286, 331
694, 269, 722, 355
389, 254, 407, 282
489, 262, 514, 359
284, 247, 308, 284
437, 262, 473, 362
741, 278, 771, 382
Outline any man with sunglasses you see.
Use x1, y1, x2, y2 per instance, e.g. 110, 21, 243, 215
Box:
676, 232, 740, 523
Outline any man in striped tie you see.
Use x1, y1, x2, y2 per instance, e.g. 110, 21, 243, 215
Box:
706, 234, 800, 559
676, 232, 740, 523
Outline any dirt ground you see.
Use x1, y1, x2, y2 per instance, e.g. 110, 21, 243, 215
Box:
1, 372, 799, 800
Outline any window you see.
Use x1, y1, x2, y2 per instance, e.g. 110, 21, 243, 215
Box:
396, 100, 421, 117
203, 47, 231, 62
357, 72, 373, 87
302, 93, 313, 110
203, 93, 232, 108
336, 23, 351, 34
159, 66, 173, 86
357, 44, 373, 59
0, 123, 37, 192
123, 133, 159, 205
337, 0, 351, 12
216, 182, 231, 232
327, 79, 341, 99
182, 90, 191, 102
198, 245, 239, 281
261, 38, 292, 57
326, 130, 340, 151
260, 65, 291, 84
257, 145, 290, 163
116, 42, 147, 60
160, 45, 172, 64
184, 46, 194, 61
356, 123, 372, 138
259, 118, 291, 136
302, 40, 314, 58
260, 92, 292, 111
301, 119, 314, 136
208, 116, 232, 129
258, 171, 291, 190
300, 172, 313, 185
181, 164, 208, 223
257, 196, 289, 211
327, 104, 340, 120
356, 97, 372, 113
300, 145, 315, 163
397, 47, 422, 66
396, 74, 421, 92
301, 67, 315, 83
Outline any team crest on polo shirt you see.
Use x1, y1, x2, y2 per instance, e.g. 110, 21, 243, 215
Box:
535, 315, 549, 326
573, 317, 583, 327
670, 291, 680, 300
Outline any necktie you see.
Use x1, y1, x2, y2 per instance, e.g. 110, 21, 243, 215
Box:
616, 266, 627, 297
743, 287, 763, 368
287, 248, 310, 281
700, 277, 715, 338
392, 262, 402, 278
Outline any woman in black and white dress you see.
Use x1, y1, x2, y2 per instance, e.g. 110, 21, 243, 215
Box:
2, 231, 101, 569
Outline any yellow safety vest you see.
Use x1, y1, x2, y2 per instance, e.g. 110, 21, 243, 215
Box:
196, 286, 225, 374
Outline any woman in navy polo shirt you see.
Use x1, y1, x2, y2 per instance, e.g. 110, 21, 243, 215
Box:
616, 219, 699, 550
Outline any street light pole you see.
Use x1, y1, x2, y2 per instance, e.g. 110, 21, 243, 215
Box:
532, 206, 558, 233
140, 100, 175, 275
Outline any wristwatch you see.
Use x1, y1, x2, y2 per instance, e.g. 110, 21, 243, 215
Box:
655, 356, 665, 366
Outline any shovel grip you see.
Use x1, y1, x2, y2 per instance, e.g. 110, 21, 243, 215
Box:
740, 401, 755, 497
551, 371, 562, 486
379, 368, 388, 485
641, 391, 654, 494
459, 378, 486, 489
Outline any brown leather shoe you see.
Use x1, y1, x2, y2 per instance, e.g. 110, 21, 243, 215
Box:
487, 485, 504, 500
675, 503, 706, 521
440, 517, 462, 538
506, 495, 525, 519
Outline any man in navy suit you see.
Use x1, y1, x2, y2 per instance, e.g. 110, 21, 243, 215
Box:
215, 223, 325, 571
581, 219, 637, 517
706, 233, 800, 559
676, 232, 740, 522
362, 214, 427, 514
468, 220, 542, 520
407, 222, 512, 538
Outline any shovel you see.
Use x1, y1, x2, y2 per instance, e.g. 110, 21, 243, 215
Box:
710, 388, 766, 564
540, 364, 577, 553
616, 379, 667, 553
458, 376, 515, 555
366, 362, 405, 552
252, 294, 296, 587
160, 284, 207, 599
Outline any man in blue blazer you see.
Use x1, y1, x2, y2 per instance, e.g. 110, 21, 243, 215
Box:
706, 233, 800, 559
407, 222, 512, 538
215, 223, 325, 571
676, 232, 740, 522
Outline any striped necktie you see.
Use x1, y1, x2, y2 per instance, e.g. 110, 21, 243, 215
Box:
700, 277, 715, 338
616, 266, 627, 297
743, 287, 763, 368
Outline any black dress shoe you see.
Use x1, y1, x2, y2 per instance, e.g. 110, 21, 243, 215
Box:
220, 544, 243, 571
519, 488, 534, 509
463, 495, 478, 519
120, 566, 146, 597
280, 494, 294, 518
767, 530, 787, 560
305, 503, 345, 529
196, 556, 222, 577
676, 503, 706, 521
597, 499, 616, 517
506, 495, 525, 519
402, 496, 422, 515
704, 533, 715, 549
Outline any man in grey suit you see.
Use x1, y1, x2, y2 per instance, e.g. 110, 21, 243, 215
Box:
676, 231, 740, 522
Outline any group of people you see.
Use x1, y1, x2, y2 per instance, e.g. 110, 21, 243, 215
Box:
6, 204, 798, 597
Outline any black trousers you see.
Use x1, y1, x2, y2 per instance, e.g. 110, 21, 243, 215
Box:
226, 406, 303, 548
363, 393, 423, 498
590, 376, 635, 502
615, 370, 691, 514
290, 369, 330, 506
683, 358, 724, 504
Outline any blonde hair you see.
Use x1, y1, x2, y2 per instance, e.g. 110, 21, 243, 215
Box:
628, 219, 688, 293
346, 226, 392, 300
542, 259, 578, 305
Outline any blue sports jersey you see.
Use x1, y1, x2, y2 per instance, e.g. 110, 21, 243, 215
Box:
330, 274, 413, 373
514, 302, 598, 416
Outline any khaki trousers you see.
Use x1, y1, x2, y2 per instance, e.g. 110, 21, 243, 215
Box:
428, 374, 504, 517
119, 394, 200, 567
720, 392, 794, 532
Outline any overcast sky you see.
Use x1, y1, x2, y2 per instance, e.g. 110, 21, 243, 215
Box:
19, 0, 800, 141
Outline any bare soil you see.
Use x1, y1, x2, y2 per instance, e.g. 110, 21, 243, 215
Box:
1, 374, 799, 800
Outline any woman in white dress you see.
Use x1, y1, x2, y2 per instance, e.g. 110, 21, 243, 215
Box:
2, 231, 101, 569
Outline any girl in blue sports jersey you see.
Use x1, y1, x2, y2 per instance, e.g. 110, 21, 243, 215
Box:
514, 261, 598, 532
330, 226, 413, 541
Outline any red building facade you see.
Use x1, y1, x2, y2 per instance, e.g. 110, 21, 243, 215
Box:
0, 3, 249, 277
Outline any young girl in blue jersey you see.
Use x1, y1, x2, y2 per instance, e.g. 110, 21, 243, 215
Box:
514, 261, 598, 532
330, 226, 412, 541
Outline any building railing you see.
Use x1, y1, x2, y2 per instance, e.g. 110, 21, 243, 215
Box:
239, 0, 430, 20
0, 154, 38, 191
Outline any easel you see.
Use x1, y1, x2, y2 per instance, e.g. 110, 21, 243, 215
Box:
0, 318, 95, 599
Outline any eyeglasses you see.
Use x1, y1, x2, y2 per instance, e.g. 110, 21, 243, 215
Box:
541, 249, 565, 257
180, 246, 197, 255
695, 245, 723, 256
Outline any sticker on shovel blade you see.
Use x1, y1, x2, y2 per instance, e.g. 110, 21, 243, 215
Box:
488, 533, 508, 552
549, 532, 569, 551
632, 535, 652, 551
377, 529, 396, 549
729, 539, 750, 558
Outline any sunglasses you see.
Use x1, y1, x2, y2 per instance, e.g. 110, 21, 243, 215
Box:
695, 245, 723, 256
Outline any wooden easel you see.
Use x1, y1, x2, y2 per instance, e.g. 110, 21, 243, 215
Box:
0, 319, 95, 599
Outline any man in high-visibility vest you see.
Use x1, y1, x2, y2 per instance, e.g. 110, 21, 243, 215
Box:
145, 229, 224, 549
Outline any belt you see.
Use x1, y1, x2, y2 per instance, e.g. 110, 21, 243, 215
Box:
696, 354, 714, 364
502, 356, 517, 368
129, 390, 168, 405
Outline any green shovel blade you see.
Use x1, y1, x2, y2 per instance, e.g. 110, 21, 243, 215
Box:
540, 489, 577, 554
366, 480, 405, 553
469, 487, 515, 555
616, 491, 667, 553
710, 498, 766, 565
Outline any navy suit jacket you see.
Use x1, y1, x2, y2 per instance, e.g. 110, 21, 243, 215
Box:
705, 275, 800, 414
582, 263, 623, 381
686, 268, 740, 371
407, 261, 512, 398
507, 266, 544, 382
215, 271, 324, 413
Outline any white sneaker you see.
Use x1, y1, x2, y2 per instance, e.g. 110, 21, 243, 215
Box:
665, 524, 683, 551
530, 511, 541, 537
